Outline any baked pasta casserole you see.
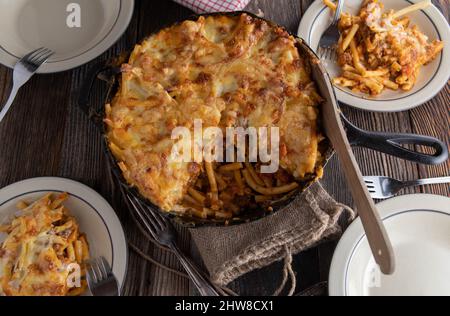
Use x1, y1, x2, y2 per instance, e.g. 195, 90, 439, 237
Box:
0, 193, 89, 296
325, 0, 444, 95
106, 14, 325, 220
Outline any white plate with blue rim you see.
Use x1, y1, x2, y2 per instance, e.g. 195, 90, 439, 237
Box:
0, 177, 128, 294
0, 0, 134, 73
298, 0, 450, 112
329, 194, 450, 296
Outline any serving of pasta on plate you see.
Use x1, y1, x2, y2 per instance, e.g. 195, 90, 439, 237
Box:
0, 193, 90, 296
324, 0, 444, 96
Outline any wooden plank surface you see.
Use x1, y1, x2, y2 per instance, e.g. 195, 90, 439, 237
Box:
0, 0, 448, 296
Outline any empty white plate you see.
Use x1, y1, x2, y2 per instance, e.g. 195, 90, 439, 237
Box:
298, 0, 450, 112
0, 177, 128, 293
0, 0, 134, 73
329, 194, 450, 296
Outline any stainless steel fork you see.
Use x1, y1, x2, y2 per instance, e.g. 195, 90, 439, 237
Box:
0, 47, 54, 123
318, 0, 344, 60
364, 176, 450, 199
86, 256, 120, 296
127, 194, 220, 296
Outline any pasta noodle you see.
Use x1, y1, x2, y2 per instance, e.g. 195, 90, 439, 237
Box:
218, 163, 243, 172
392, 0, 431, 19
242, 170, 299, 196
342, 24, 359, 51
188, 188, 206, 204
245, 162, 266, 187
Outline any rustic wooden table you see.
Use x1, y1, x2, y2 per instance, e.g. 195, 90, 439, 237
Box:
0, 0, 448, 296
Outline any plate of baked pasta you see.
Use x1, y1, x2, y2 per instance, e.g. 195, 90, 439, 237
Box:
299, 0, 450, 112
0, 178, 127, 296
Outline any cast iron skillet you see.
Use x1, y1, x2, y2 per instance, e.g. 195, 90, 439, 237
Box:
78, 11, 448, 227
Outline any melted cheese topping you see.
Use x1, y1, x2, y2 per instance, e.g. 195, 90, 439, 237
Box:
361, 1, 443, 77
107, 14, 323, 212
0, 194, 89, 296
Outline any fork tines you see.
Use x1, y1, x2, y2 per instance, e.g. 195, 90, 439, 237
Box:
364, 178, 377, 194
87, 256, 112, 284
86, 256, 119, 296
318, 46, 337, 61
127, 194, 166, 241
22, 47, 54, 71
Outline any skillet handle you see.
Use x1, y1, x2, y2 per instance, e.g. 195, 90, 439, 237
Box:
342, 115, 449, 165
77, 60, 121, 129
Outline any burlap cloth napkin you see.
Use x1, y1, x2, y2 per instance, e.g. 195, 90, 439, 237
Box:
129, 182, 355, 295
189, 183, 355, 290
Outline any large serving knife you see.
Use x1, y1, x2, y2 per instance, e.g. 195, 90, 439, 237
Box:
299, 40, 396, 275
